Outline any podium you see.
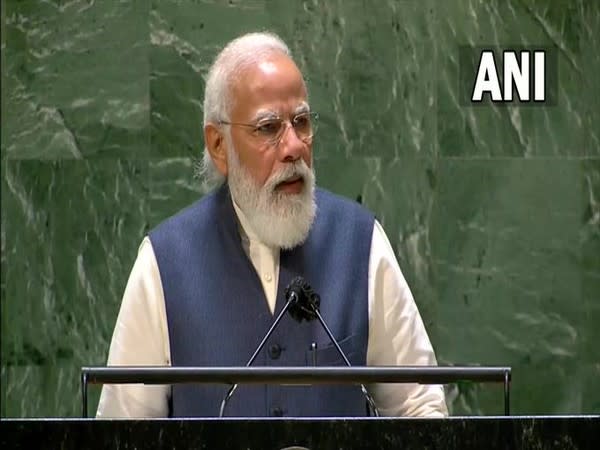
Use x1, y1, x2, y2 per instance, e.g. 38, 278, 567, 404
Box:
3, 416, 599, 449
2, 366, 598, 449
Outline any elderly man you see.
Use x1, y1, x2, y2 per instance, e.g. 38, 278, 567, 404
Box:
96, 31, 447, 418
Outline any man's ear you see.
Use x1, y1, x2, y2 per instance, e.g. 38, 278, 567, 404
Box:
204, 123, 228, 176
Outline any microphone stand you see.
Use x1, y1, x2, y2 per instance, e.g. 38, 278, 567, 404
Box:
311, 307, 380, 417
219, 277, 380, 417
293, 281, 379, 417
218, 299, 295, 417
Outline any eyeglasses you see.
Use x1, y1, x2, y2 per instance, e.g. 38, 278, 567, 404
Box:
218, 111, 318, 147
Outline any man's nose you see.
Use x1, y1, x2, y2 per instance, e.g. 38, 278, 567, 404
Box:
278, 123, 306, 162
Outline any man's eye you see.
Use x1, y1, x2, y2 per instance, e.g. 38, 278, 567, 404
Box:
293, 115, 310, 129
255, 121, 280, 135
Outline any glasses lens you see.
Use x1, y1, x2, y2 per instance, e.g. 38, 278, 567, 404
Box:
293, 112, 317, 142
259, 112, 318, 146
255, 119, 283, 138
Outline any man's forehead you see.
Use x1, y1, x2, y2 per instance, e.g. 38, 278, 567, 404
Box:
232, 53, 303, 85
230, 54, 308, 119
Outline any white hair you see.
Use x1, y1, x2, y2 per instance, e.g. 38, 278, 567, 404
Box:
199, 32, 292, 189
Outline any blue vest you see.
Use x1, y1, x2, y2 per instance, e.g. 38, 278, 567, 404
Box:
149, 184, 374, 417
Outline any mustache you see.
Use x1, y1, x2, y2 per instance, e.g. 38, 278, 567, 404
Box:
264, 160, 313, 192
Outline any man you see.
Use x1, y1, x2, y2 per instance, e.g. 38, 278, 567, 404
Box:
96, 31, 447, 418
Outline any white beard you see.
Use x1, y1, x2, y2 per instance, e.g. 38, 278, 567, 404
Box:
227, 145, 316, 250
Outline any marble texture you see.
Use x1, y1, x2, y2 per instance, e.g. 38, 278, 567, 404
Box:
431, 159, 584, 414
438, 0, 599, 157
1, 0, 599, 418
2, 160, 150, 416
2, 1, 150, 158
581, 160, 600, 413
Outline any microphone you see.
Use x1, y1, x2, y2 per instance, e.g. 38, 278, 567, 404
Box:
218, 276, 379, 417
284, 276, 320, 322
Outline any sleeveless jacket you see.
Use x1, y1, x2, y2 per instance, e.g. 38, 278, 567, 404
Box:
149, 184, 374, 417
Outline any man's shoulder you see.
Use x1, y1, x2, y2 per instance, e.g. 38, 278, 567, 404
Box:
315, 187, 374, 219
311, 188, 375, 256
150, 188, 222, 236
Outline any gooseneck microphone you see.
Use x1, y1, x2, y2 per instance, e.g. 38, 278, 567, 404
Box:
218, 276, 379, 417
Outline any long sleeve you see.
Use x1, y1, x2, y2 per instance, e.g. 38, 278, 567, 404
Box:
95, 238, 171, 418
366, 220, 448, 417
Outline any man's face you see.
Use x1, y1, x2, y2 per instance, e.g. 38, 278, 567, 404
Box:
226, 54, 313, 193
219, 53, 316, 249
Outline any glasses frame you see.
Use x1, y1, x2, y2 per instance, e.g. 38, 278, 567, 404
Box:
218, 111, 318, 147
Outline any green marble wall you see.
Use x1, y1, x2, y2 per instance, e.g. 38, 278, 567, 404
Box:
1, 0, 598, 417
